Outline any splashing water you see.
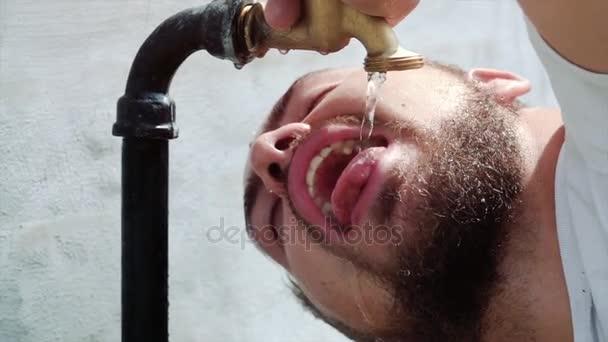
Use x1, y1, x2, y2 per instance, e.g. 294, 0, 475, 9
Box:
360, 72, 387, 141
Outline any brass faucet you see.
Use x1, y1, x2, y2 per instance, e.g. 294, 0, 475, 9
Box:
233, 0, 424, 72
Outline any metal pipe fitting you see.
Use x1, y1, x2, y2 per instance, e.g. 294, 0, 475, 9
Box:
232, 0, 424, 72
113, 0, 249, 140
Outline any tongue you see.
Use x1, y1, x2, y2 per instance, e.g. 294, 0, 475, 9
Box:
331, 147, 384, 225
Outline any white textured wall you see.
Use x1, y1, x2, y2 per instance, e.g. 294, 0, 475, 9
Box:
0, 0, 557, 341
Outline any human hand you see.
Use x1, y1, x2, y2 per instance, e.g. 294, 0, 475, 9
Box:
264, 0, 420, 30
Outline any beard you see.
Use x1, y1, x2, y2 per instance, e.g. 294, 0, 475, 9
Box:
377, 94, 525, 342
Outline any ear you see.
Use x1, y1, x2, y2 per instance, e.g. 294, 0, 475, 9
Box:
468, 68, 531, 104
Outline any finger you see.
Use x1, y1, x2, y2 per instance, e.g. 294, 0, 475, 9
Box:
384, 9, 413, 27
265, 0, 301, 30
341, 0, 419, 26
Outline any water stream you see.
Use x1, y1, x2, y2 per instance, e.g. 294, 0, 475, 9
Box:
360, 72, 387, 141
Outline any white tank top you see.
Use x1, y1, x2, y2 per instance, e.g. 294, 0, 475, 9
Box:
526, 17, 608, 342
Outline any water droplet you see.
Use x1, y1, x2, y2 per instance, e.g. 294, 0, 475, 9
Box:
233, 63, 244, 70
360, 72, 387, 141
278, 49, 290, 55
319, 51, 329, 56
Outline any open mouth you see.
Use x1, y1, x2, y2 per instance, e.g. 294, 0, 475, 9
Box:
287, 125, 391, 231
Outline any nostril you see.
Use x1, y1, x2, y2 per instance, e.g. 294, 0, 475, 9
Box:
268, 163, 283, 180
275, 136, 295, 151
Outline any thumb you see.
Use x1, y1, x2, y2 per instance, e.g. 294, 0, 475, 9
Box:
265, 0, 301, 30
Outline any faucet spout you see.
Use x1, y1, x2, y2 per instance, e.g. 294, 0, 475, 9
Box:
340, 6, 425, 72
234, 0, 424, 72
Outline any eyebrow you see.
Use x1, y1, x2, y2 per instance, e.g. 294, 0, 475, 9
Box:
261, 68, 333, 133
243, 171, 262, 233
261, 81, 300, 133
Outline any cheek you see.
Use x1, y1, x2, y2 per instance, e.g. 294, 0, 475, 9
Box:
281, 215, 395, 332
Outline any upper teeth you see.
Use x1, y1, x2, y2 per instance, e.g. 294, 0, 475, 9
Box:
306, 139, 359, 200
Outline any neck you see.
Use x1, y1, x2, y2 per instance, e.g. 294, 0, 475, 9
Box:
482, 106, 573, 342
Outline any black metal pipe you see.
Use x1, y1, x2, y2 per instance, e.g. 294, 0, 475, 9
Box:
112, 1, 248, 341
121, 138, 169, 342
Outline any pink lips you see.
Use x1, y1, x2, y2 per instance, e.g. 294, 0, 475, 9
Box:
287, 125, 389, 231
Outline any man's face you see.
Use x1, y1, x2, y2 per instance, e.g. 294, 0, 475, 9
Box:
244, 66, 524, 341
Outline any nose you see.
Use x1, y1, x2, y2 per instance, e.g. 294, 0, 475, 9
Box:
249, 123, 311, 196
